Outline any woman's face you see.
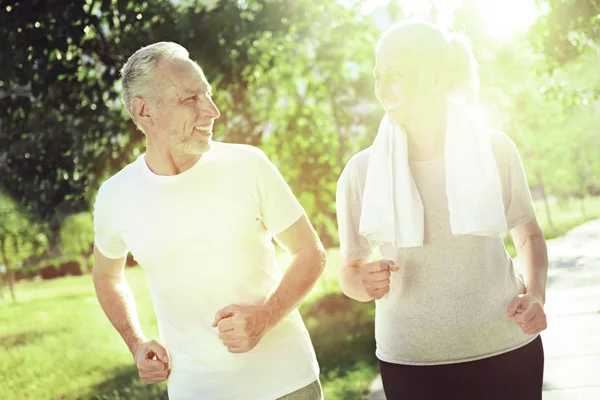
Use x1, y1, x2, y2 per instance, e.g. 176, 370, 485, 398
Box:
374, 44, 444, 129
374, 49, 411, 126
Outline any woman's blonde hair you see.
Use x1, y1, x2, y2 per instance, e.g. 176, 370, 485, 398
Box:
376, 19, 480, 104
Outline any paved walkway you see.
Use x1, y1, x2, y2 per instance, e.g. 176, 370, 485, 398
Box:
368, 219, 600, 400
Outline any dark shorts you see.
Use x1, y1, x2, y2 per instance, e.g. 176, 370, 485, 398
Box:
379, 335, 544, 400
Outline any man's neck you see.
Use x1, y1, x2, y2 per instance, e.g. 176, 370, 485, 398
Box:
144, 144, 201, 176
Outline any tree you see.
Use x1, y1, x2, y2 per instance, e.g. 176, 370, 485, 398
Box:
530, 0, 600, 68
0, 192, 48, 301
1, 0, 380, 248
59, 212, 94, 257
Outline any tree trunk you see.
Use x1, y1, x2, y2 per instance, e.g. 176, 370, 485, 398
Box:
0, 241, 16, 301
580, 197, 586, 217
536, 170, 555, 232
7, 269, 16, 301
0, 273, 4, 300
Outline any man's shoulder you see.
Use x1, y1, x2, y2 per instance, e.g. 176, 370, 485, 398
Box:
97, 156, 143, 198
212, 141, 266, 159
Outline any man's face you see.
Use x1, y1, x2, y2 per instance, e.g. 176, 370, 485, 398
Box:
148, 58, 220, 156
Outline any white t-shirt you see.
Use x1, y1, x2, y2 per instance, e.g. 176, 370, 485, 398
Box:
94, 142, 319, 400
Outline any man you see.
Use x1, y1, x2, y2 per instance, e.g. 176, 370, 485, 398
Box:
92, 42, 326, 400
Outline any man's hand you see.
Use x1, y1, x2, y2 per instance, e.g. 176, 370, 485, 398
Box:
360, 260, 399, 300
505, 293, 547, 335
212, 304, 271, 353
133, 339, 171, 384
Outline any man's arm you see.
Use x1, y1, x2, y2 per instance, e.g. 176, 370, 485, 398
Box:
92, 246, 146, 353
505, 218, 548, 335
264, 215, 327, 325
212, 215, 327, 353
92, 246, 169, 383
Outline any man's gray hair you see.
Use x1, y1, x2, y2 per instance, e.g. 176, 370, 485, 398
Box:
120, 42, 189, 123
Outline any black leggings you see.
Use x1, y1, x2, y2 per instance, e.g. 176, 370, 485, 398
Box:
379, 336, 544, 400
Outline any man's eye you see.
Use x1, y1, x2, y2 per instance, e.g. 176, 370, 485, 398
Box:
187, 96, 197, 101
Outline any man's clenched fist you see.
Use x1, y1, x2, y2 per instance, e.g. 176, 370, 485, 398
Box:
212, 304, 272, 353
133, 339, 170, 384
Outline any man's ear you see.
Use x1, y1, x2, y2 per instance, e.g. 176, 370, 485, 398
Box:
131, 97, 152, 127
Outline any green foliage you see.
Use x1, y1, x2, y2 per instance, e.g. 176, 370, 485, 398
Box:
59, 212, 94, 256
530, 0, 600, 67
0, 193, 47, 270
0, 0, 381, 247
322, 362, 378, 400
301, 293, 376, 375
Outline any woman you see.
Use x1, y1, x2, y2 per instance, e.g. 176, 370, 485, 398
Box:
336, 19, 548, 400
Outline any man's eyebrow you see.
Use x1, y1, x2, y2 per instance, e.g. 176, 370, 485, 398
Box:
182, 85, 212, 96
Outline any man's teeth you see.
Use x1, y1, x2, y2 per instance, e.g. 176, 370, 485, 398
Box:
194, 126, 210, 132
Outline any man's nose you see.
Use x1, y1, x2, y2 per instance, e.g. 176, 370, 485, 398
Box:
200, 99, 220, 120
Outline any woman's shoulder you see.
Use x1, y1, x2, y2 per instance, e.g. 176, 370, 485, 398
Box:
337, 146, 372, 192
489, 130, 518, 152
343, 146, 373, 174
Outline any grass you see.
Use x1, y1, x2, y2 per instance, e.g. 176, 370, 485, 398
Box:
2, 197, 598, 400
0, 249, 376, 400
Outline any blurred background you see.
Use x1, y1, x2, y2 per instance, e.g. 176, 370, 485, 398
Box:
1, 0, 599, 399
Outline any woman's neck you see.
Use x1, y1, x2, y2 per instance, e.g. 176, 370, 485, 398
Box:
406, 127, 446, 161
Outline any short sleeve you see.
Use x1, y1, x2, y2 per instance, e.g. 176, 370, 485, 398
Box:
256, 151, 305, 237
498, 135, 537, 230
336, 160, 374, 260
93, 185, 128, 259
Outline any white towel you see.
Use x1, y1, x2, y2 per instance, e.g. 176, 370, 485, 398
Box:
359, 100, 507, 248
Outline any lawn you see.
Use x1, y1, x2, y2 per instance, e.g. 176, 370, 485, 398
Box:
0, 248, 376, 400
1, 197, 599, 400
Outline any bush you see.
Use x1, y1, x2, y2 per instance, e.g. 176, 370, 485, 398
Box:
14, 267, 38, 281
301, 292, 377, 375
300, 292, 379, 399
322, 362, 377, 400
40, 264, 59, 280
59, 260, 84, 276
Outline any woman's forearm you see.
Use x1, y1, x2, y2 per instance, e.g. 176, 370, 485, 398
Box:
516, 233, 548, 304
339, 264, 372, 302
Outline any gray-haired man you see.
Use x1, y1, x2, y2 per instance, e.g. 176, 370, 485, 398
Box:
92, 42, 325, 400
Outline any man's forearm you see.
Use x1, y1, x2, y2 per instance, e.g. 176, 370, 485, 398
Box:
93, 272, 147, 355
339, 266, 372, 302
264, 247, 326, 327
517, 234, 548, 304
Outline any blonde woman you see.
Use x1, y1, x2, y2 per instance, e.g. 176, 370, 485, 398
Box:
336, 20, 547, 399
